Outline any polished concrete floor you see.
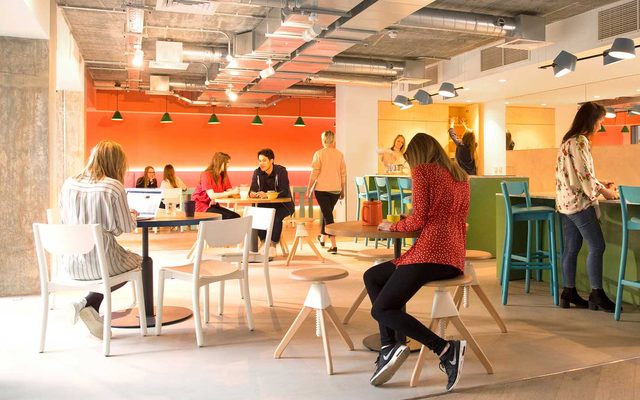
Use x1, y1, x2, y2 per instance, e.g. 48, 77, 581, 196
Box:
3, 222, 639, 399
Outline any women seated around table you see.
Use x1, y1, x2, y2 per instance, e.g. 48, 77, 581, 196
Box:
555, 102, 619, 312
192, 152, 240, 219
379, 134, 407, 172
306, 130, 346, 254
448, 118, 477, 175
364, 133, 469, 392
59, 140, 142, 339
249, 148, 295, 256
135, 165, 158, 188
160, 164, 187, 190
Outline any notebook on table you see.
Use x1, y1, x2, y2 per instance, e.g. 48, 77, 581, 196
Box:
126, 188, 163, 220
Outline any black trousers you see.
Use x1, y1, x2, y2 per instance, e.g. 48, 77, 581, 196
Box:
206, 204, 241, 220
363, 261, 460, 354
314, 191, 340, 236
257, 203, 292, 243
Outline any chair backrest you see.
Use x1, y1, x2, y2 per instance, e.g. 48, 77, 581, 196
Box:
619, 185, 640, 230
243, 207, 275, 252
397, 177, 412, 202
374, 176, 390, 198
500, 181, 532, 214
46, 208, 61, 224
193, 217, 253, 273
354, 176, 368, 197
162, 188, 183, 205
32, 223, 108, 286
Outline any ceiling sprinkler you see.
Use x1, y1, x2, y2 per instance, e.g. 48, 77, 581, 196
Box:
387, 30, 398, 39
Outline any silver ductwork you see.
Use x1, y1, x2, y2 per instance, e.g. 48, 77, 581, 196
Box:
182, 45, 228, 63
327, 57, 403, 77
308, 72, 393, 87
393, 8, 517, 37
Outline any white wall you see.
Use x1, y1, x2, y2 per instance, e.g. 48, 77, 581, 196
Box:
483, 99, 506, 175
0, 0, 49, 39
56, 7, 84, 91
554, 104, 577, 146
335, 85, 389, 221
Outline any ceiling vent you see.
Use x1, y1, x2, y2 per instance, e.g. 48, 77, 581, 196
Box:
149, 41, 190, 71
497, 15, 551, 50
149, 75, 170, 94
481, 46, 528, 72
598, 0, 639, 40
393, 60, 429, 85
155, 0, 219, 15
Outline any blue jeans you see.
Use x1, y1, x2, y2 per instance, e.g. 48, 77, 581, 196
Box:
560, 206, 605, 289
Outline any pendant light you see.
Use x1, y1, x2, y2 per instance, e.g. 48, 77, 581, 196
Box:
111, 92, 123, 121
160, 97, 172, 123
622, 112, 630, 133
598, 124, 606, 133
251, 107, 263, 125
208, 104, 220, 124
294, 98, 306, 127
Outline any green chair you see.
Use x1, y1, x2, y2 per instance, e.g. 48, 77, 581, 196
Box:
373, 177, 402, 216
354, 176, 377, 245
614, 185, 640, 321
397, 177, 412, 215
500, 181, 559, 305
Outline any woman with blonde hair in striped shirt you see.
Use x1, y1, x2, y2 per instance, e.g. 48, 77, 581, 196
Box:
59, 140, 142, 339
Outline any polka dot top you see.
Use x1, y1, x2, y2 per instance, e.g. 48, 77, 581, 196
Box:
390, 163, 470, 271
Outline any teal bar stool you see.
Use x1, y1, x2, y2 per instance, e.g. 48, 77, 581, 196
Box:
614, 185, 640, 321
500, 181, 559, 305
397, 177, 413, 215
354, 176, 378, 245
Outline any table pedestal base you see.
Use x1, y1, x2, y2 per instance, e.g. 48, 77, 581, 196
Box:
111, 306, 192, 328
362, 333, 422, 353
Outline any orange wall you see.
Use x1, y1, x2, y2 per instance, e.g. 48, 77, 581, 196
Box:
86, 84, 335, 172
594, 112, 640, 146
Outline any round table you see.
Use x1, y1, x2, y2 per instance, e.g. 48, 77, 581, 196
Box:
112, 212, 220, 328
325, 221, 421, 352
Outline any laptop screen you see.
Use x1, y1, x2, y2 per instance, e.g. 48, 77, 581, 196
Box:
126, 188, 163, 220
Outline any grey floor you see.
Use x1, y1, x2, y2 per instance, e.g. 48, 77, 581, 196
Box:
3, 223, 640, 400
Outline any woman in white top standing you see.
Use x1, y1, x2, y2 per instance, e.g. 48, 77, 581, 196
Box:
160, 164, 187, 190
555, 102, 618, 312
306, 130, 346, 254
60, 140, 141, 338
379, 134, 406, 172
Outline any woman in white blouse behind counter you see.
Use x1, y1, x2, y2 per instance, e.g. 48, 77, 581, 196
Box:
59, 140, 142, 339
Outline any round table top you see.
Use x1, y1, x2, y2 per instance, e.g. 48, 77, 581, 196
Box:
216, 197, 292, 204
136, 212, 220, 228
289, 267, 349, 282
325, 221, 420, 239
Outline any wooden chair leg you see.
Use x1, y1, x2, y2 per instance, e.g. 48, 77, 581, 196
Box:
411, 317, 439, 387
303, 235, 324, 262
324, 306, 354, 350
342, 286, 367, 324
285, 237, 301, 266
317, 310, 333, 375
274, 306, 313, 358
471, 285, 507, 333
449, 316, 493, 374
453, 286, 463, 309
279, 238, 289, 256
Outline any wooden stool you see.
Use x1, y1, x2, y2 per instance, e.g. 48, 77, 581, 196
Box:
285, 218, 324, 266
274, 268, 354, 375
451, 250, 507, 333
410, 274, 493, 387
342, 249, 394, 325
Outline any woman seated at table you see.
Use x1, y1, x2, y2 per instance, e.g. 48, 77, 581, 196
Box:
160, 164, 187, 190
364, 133, 469, 391
192, 152, 240, 219
135, 165, 158, 188
60, 140, 141, 339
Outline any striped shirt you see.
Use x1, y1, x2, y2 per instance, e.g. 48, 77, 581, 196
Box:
59, 176, 141, 280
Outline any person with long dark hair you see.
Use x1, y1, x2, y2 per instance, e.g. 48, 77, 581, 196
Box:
379, 134, 406, 171
192, 152, 240, 219
160, 164, 187, 190
364, 133, 469, 392
555, 102, 618, 311
135, 165, 157, 188
448, 119, 477, 175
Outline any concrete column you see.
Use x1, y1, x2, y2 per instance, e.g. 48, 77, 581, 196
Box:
482, 100, 507, 175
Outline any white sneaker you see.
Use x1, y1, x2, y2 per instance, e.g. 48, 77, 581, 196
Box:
269, 246, 277, 258
78, 307, 105, 339
71, 298, 87, 324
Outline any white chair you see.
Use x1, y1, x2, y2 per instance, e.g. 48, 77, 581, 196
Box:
33, 223, 147, 356
45, 208, 61, 310
156, 216, 254, 347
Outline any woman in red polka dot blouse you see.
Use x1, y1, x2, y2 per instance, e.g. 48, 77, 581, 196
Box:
365, 133, 470, 392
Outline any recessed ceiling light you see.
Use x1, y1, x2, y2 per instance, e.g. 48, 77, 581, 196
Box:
465, 100, 471, 103
541, 103, 547, 106
593, 95, 600, 99
505, 101, 510, 105
498, 79, 507, 83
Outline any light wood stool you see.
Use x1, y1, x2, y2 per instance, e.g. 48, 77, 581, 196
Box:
410, 274, 493, 387
274, 268, 354, 375
452, 250, 507, 333
285, 218, 324, 266
342, 248, 394, 325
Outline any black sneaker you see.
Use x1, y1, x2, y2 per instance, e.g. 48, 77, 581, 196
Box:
370, 343, 410, 386
327, 247, 337, 254
439, 340, 466, 392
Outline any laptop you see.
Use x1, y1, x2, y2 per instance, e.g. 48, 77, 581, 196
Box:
126, 188, 163, 220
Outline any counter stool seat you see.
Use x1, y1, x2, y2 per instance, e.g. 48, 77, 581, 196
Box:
285, 218, 324, 266
615, 186, 640, 321
274, 268, 353, 375
410, 273, 493, 387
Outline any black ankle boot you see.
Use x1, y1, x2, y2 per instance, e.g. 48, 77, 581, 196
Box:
588, 288, 615, 313
559, 287, 588, 309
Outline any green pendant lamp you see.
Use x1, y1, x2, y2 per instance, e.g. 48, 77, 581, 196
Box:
598, 124, 606, 132
208, 104, 220, 124
160, 97, 172, 123
294, 98, 306, 127
111, 92, 123, 121
251, 108, 263, 125
621, 125, 630, 133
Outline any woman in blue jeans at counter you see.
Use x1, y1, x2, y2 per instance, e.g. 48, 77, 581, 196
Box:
555, 102, 619, 311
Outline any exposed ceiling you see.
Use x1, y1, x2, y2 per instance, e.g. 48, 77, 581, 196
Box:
56, 0, 622, 107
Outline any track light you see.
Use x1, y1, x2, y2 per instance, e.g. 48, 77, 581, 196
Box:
392, 95, 412, 107
609, 38, 636, 59
603, 51, 623, 66
414, 89, 432, 105
552, 50, 577, 77
629, 105, 640, 115
438, 82, 457, 98
302, 24, 323, 42
605, 108, 616, 118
